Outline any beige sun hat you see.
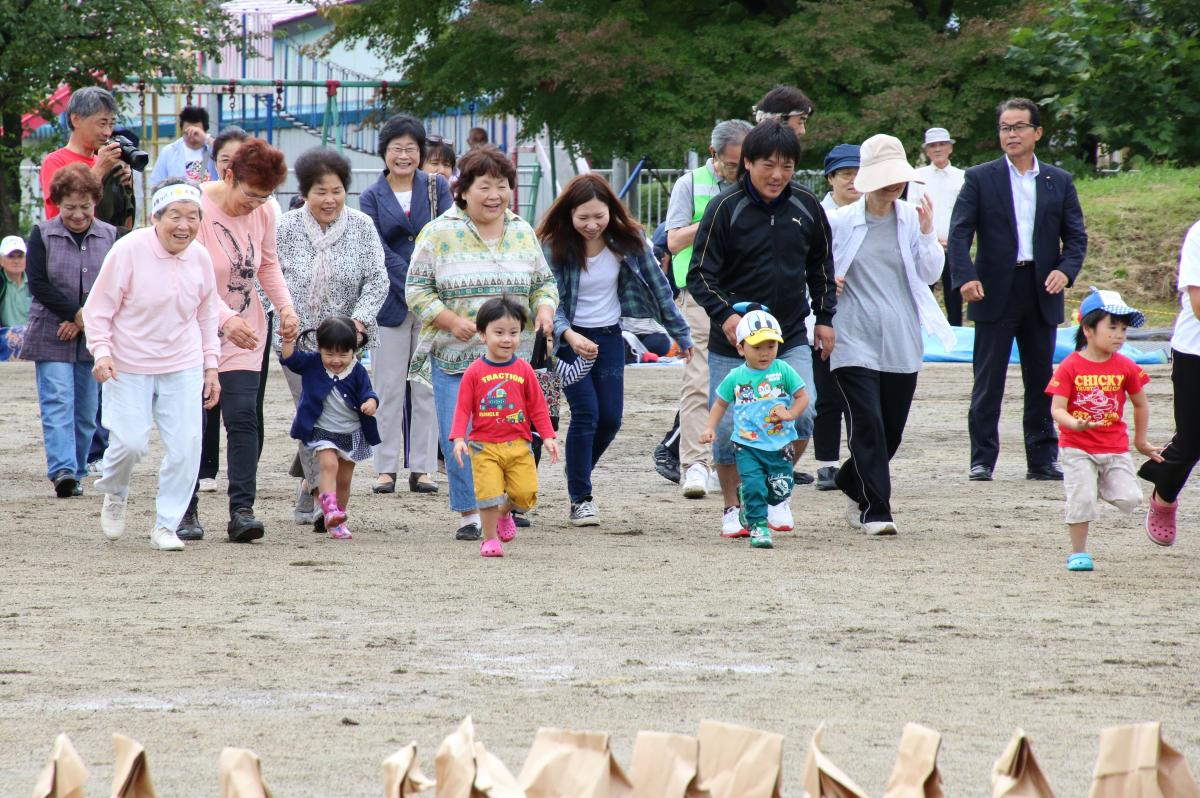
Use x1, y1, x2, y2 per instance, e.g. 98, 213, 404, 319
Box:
853, 134, 923, 193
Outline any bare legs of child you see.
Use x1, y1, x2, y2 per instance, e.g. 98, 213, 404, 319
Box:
316, 449, 355, 540
480, 501, 519, 556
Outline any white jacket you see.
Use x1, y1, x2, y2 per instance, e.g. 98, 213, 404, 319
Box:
828, 198, 956, 351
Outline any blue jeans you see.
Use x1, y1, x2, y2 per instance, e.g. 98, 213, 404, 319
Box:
34, 360, 99, 481
561, 325, 625, 502
431, 363, 477, 513
708, 345, 815, 465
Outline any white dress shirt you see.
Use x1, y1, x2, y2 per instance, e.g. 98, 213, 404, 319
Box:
908, 162, 964, 241
1006, 155, 1039, 261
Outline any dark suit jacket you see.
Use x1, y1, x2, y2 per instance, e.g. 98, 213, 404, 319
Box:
948, 156, 1087, 325
359, 169, 453, 327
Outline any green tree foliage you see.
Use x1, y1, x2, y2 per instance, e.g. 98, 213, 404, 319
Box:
1009, 0, 1200, 167
0, 0, 234, 234
319, 0, 1029, 168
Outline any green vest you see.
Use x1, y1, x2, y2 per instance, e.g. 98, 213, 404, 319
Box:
673, 163, 722, 288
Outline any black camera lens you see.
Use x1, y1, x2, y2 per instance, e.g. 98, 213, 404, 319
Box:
112, 135, 149, 172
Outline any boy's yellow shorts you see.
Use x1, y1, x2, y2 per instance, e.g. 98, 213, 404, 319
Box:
470, 439, 538, 511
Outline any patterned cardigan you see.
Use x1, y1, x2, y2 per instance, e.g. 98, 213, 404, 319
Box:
275, 206, 389, 349
404, 205, 558, 384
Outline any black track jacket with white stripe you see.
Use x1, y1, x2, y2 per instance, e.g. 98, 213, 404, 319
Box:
686, 174, 836, 359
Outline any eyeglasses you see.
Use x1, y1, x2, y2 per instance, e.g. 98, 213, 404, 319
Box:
998, 123, 1038, 134
236, 182, 272, 203
386, 144, 421, 157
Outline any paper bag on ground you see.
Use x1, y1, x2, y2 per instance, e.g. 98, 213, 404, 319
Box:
436, 717, 479, 798
992, 730, 1055, 798
31, 733, 88, 798
882, 724, 943, 798
383, 742, 434, 797
474, 742, 526, 798
218, 747, 272, 798
802, 724, 870, 798
519, 728, 632, 798
111, 734, 155, 798
695, 719, 784, 798
628, 731, 699, 798
1089, 722, 1200, 798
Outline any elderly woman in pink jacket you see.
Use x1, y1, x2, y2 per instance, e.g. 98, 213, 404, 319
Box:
83, 178, 222, 551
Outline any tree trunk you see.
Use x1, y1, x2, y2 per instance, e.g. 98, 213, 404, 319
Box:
0, 109, 24, 236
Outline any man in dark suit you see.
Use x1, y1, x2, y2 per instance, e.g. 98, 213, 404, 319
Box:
949, 97, 1088, 481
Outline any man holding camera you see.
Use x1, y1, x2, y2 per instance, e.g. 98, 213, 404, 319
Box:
39, 87, 137, 234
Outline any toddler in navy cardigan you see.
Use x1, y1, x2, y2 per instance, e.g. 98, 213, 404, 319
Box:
281, 315, 380, 540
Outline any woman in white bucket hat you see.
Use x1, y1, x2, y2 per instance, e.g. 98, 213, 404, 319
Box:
826, 134, 956, 535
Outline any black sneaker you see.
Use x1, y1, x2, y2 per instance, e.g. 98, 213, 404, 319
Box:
227, 507, 265, 543
177, 507, 205, 541
52, 469, 77, 498
71, 482, 84, 497
792, 470, 815, 486
815, 466, 839, 491
653, 443, 680, 484
455, 522, 482, 541
512, 510, 531, 528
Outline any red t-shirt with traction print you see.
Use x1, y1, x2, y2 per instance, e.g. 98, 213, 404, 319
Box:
450, 355, 557, 444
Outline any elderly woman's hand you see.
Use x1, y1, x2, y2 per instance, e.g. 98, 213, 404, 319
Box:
916, 195, 934, 236
221, 317, 259, 350
202, 368, 221, 410
57, 321, 81, 341
535, 304, 555, 341
92, 356, 118, 383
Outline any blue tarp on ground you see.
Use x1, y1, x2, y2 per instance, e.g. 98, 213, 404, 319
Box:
923, 325, 1170, 365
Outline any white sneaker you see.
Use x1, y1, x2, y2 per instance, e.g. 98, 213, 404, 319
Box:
862, 520, 898, 536
721, 506, 748, 538
767, 501, 794, 532
100, 494, 127, 540
681, 463, 709, 499
86, 460, 102, 478
150, 526, 185, 551
569, 500, 600, 526
845, 498, 863, 530
706, 468, 722, 494
197, 478, 218, 493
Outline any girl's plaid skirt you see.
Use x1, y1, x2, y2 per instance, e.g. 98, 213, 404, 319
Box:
305, 426, 373, 462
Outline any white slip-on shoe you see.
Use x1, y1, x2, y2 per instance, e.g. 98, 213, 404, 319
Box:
845, 498, 863, 530
197, 478, 218, 493
101, 494, 127, 541
681, 463, 709, 499
862, 520, 898, 536
150, 526, 185, 551
706, 468, 722, 494
767, 500, 794, 532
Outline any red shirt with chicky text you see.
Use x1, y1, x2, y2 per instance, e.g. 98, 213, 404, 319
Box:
1045, 351, 1150, 454
450, 355, 556, 444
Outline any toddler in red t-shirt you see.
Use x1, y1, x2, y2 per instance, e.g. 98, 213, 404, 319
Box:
451, 297, 559, 558
1046, 288, 1163, 572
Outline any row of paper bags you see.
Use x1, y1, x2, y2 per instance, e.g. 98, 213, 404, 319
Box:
33, 717, 1200, 798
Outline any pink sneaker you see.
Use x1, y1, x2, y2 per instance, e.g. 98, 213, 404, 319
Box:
480, 539, 504, 557
328, 522, 352, 540
496, 513, 517, 542
1145, 491, 1177, 547
319, 492, 346, 528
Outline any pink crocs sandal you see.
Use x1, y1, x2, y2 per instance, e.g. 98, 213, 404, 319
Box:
496, 513, 517, 543
1145, 491, 1177, 547
480, 539, 504, 558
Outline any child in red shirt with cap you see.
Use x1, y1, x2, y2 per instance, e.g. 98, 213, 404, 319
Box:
451, 297, 559, 557
1046, 288, 1163, 572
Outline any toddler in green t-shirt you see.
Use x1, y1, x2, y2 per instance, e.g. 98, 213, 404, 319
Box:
700, 308, 809, 548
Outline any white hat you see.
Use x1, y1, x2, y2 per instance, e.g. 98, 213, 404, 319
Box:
923, 127, 955, 146
736, 309, 784, 346
0, 235, 26, 256
853, 134, 923, 194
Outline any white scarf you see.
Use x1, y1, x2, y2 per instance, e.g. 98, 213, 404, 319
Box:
301, 207, 349, 322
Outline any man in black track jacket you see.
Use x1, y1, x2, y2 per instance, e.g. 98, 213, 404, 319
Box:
687, 119, 837, 536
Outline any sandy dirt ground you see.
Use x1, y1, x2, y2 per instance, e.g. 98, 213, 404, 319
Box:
1, 359, 1197, 796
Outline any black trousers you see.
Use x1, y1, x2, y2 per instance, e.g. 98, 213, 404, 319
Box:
202, 312, 273, 480
941, 268, 963, 327
833, 367, 918, 524
811, 345, 843, 462
189, 370, 261, 515
968, 267, 1059, 470
1138, 350, 1200, 503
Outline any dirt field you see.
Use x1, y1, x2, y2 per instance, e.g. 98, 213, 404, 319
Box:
1, 359, 1197, 796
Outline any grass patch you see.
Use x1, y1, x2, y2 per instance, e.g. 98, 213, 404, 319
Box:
1075, 166, 1199, 326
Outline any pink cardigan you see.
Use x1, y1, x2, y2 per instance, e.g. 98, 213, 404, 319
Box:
83, 227, 221, 374
198, 187, 293, 373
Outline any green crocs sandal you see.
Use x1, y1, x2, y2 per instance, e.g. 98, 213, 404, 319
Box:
750, 523, 774, 549
1067, 552, 1094, 571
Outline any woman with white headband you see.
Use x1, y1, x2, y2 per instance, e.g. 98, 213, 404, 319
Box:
83, 178, 223, 551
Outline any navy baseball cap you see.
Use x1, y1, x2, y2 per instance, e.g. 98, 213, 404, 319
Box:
823, 144, 860, 176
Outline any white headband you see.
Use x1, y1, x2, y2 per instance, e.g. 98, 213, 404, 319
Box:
753, 108, 810, 124
151, 183, 202, 216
